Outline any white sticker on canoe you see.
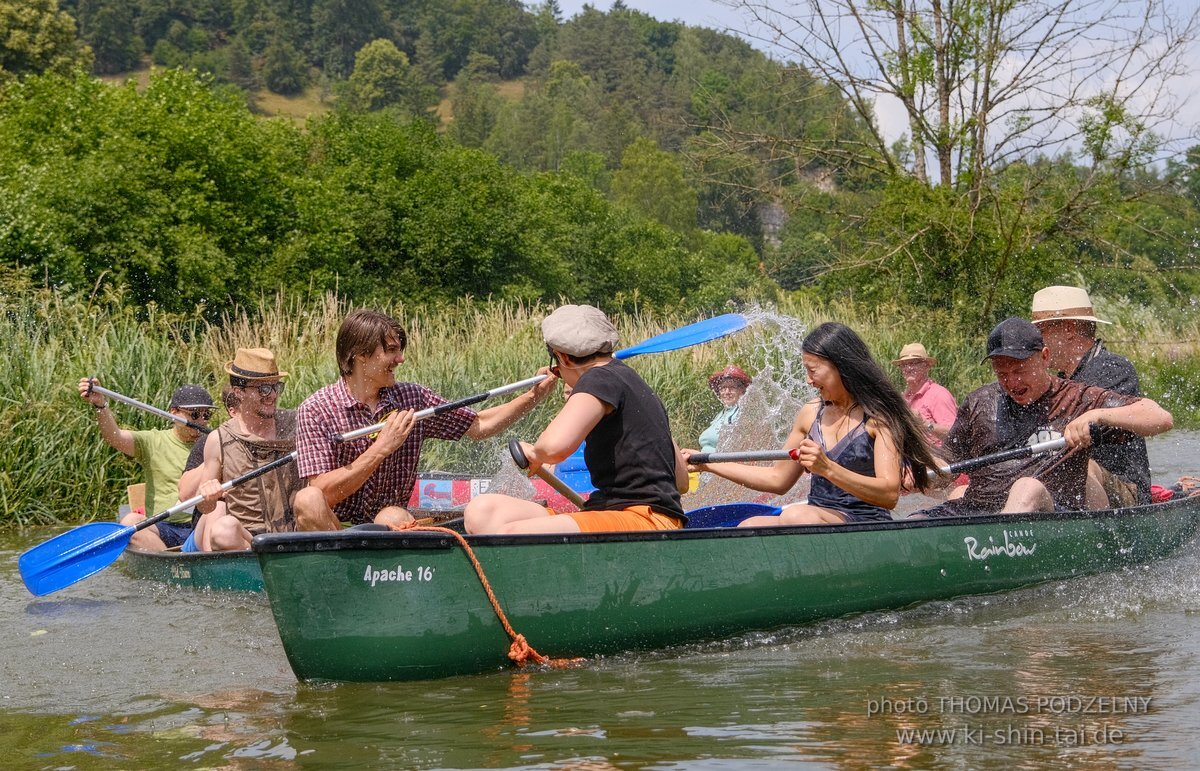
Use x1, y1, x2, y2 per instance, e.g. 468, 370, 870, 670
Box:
363, 564, 435, 586
964, 529, 1037, 561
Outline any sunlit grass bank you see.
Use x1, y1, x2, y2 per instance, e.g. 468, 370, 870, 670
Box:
2, 286, 1196, 527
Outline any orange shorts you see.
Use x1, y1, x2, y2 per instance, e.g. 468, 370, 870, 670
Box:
550, 504, 683, 533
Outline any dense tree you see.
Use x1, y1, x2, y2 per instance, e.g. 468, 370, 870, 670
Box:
261, 35, 306, 94
310, 0, 388, 79
85, 1, 142, 73
341, 38, 434, 116
715, 0, 1200, 325
0, 70, 769, 315
611, 137, 697, 233
0, 0, 92, 83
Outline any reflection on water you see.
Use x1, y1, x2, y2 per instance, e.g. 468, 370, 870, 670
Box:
3, 432, 1200, 768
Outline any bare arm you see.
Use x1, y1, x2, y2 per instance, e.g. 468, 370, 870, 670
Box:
191, 431, 225, 513
672, 440, 689, 494
1064, 397, 1173, 447
465, 368, 558, 440
685, 402, 816, 495
79, 377, 135, 456
308, 410, 416, 508
522, 393, 608, 471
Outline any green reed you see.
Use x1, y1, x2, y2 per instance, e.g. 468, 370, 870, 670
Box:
2, 285, 1196, 528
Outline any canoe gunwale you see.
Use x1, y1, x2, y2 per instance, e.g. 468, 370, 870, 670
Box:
251, 494, 1198, 554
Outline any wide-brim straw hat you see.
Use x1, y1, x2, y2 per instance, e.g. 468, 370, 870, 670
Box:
1031, 285, 1110, 325
224, 347, 289, 381
893, 342, 936, 366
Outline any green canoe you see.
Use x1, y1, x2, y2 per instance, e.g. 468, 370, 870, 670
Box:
121, 546, 264, 592
252, 495, 1200, 682
117, 506, 461, 593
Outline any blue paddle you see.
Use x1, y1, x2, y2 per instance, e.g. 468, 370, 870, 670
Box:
339, 313, 750, 442
613, 313, 747, 360
684, 502, 782, 529
19, 451, 298, 596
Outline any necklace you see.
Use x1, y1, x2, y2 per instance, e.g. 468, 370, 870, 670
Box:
827, 401, 859, 444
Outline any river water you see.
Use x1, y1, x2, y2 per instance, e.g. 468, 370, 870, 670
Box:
4, 432, 1200, 769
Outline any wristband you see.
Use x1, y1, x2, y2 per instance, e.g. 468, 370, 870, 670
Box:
92, 403, 107, 411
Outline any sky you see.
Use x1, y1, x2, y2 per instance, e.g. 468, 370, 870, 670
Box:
549, 0, 1200, 162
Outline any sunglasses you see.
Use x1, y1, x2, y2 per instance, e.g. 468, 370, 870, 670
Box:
242, 381, 285, 397
547, 347, 561, 378
184, 409, 214, 421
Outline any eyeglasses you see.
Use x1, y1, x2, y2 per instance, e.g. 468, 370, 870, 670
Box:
547, 348, 561, 378
185, 409, 214, 421
242, 381, 285, 397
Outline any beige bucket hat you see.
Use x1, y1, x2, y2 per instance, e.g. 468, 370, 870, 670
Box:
893, 342, 936, 365
1031, 286, 1110, 325
542, 305, 619, 357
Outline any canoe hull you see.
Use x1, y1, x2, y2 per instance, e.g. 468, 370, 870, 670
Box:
120, 547, 264, 592
253, 496, 1200, 682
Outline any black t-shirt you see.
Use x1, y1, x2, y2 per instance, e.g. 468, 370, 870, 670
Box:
184, 434, 207, 471
1065, 341, 1150, 502
945, 378, 1137, 511
572, 360, 684, 520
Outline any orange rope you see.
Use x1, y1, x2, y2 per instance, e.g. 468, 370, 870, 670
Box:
389, 521, 581, 670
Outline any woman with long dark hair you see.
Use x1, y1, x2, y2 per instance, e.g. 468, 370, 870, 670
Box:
686, 322, 940, 525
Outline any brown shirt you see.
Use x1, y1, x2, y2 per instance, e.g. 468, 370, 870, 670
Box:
945, 378, 1138, 511
218, 409, 301, 533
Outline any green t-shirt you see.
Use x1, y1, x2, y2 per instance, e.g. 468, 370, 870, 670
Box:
131, 429, 195, 524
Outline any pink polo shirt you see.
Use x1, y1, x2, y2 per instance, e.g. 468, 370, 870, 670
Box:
904, 379, 957, 444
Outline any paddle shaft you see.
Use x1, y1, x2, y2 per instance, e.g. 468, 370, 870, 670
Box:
509, 438, 587, 509
692, 437, 1070, 475
87, 381, 211, 434
688, 449, 799, 464
338, 376, 547, 442
939, 437, 1068, 475
36, 451, 299, 584
337, 313, 748, 443
136, 450, 298, 531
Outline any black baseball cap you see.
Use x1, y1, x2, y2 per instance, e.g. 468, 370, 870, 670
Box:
169, 384, 215, 409
984, 317, 1045, 362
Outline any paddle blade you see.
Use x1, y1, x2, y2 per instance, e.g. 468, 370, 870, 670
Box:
684, 502, 781, 529
615, 314, 747, 360
18, 522, 133, 596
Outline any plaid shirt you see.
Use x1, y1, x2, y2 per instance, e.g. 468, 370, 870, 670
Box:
295, 379, 476, 524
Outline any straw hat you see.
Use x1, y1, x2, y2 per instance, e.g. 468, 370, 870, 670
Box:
1030, 286, 1110, 325
224, 347, 288, 381
893, 342, 936, 366
708, 364, 752, 392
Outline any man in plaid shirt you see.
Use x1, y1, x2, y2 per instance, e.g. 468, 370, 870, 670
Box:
293, 309, 556, 530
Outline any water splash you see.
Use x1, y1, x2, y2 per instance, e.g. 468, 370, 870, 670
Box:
683, 306, 815, 511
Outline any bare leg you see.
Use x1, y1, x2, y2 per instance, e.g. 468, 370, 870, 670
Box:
292, 486, 341, 531
1085, 460, 1109, 510
1000, 477, 1054, 514
374, 506, 414, 529
208, 514, 253, 551
465, 493, 571, 534
738, 503, 848, 527
121, 511, 168, 551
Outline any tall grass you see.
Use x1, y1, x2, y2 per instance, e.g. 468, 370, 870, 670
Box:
2, 284, 1197, 528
